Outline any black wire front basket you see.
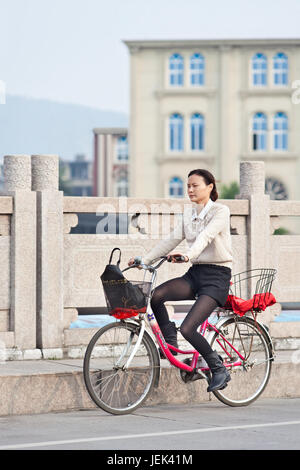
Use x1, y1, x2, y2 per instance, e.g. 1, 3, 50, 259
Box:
102, 279, 153, 319
224, 268, 277, 316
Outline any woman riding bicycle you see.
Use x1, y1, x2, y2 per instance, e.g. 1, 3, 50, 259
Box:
128, 169, 233, 393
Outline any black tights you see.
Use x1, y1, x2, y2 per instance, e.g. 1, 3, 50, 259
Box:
150, 277, 218, 357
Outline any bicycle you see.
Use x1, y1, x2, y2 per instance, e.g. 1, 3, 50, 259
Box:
83, 256, 277, 415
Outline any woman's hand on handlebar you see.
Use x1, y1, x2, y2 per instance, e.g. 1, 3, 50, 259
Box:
128, 257, 143, 269
167, 253, 189, 263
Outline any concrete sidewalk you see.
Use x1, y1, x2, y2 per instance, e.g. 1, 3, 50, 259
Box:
0, 350, 299, 417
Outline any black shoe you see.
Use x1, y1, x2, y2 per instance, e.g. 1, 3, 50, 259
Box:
204, 351, 231, 392
159, 321, 178, 359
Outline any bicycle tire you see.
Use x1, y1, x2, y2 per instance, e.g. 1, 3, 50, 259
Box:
209, 315, 273, 407
83, 321, 160, 415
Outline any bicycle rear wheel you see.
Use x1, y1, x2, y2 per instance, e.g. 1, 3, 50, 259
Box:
83, 321, 160, 415
209, 316, 273, 406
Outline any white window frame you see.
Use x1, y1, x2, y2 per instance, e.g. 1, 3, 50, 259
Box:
273, 52, 288, 87
169, 113, 184, 152
251, 112, 268, 152
169, 53, 184, 87
189, 53, 205, 87
169, 176, 184, 198
251, 53, 268, 87
190, 113, 205, 151
273, 112, 288, 151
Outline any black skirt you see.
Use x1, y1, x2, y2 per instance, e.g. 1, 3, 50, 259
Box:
182, 263, 232, 307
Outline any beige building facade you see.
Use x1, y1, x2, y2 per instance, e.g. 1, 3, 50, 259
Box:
124, 38, 300, 201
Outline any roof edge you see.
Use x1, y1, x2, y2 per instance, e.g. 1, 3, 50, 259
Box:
123, 37, 300, 49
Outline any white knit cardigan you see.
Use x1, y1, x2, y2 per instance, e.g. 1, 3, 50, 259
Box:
142, 200, 233, 270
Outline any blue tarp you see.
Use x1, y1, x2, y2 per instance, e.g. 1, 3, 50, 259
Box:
274, 311, 300, 322
70, 309, 300, 329
70, 315, 114, 329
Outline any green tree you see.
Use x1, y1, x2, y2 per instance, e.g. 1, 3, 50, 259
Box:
273, 227, 290, 235
220, 181, 240, 199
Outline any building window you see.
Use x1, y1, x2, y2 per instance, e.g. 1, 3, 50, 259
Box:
190, 113, 205, 150
190, 53, 205, 86
252, 112, 267, 151
251, 53, 267, 86
116, 177, 128, 197
169, 53, 184, 86
273, 52, 288, 86
70, 186, 92, 197
116, 136, 128, 161
70, 162, 88, 180
169, 113, 184, 151
273, 112, 288, 151
169, 177, 184, 197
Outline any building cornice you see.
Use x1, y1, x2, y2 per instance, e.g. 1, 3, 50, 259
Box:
240, 88, 292, 98
240, 152, 299, 162
155, 153, 215, 164
93, 128, 128, 135
123, 38, 300, 51
155, 88, 217, 98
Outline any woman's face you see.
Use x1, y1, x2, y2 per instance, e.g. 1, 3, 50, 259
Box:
187, 174, 213, 205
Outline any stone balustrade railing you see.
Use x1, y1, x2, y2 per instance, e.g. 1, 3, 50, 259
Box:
0, 155, 299, 357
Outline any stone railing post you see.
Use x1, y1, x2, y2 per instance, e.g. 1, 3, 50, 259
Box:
237, 161, 270, 269
3, 155, 36, 350
237, 161, 280, 323
31, 155, 64, 352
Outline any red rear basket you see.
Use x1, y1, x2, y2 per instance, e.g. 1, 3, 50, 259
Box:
224, 268, 277, 316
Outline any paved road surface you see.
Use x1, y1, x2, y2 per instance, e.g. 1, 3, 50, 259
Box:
0, 397, 299, 453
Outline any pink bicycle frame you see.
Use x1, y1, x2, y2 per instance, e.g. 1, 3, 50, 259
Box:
147, 311, 244, 373
126, 258, 244, 374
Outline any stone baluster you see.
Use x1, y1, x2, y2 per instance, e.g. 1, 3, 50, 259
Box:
31, 155, 64, 352
3, 155, 36, 350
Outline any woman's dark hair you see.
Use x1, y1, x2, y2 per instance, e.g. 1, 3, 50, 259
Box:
188, 169, 218, 202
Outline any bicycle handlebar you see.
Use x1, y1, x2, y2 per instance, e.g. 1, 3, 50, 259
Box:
122, 255, 186, 273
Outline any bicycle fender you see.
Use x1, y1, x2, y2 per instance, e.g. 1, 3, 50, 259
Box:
123, 320, 161, 387
254, 319, 275, 360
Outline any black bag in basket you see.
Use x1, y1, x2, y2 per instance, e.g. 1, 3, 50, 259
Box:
100, 248, 146, 313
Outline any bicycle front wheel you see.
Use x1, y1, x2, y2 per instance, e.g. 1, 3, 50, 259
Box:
209, 316, 273, 407
83, 321, 160, 415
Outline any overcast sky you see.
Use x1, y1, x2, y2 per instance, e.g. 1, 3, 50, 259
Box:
1, 0, 300, 113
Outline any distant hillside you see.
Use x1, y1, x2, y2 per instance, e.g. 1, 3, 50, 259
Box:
0, 95, 128, 162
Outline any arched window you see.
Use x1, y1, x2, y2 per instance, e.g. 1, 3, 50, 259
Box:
169, 53, 184, 86
169, 177, 184, 197
190, 53, 205, 86
169, 113, 184, 151
252, 112, 267, 151
190, 113, 205, 150
265, 177, 288, 200
116, 136, 128, 161
273, 52, 288, 86
251, 53, 267, 86
273, 112, 288, 151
